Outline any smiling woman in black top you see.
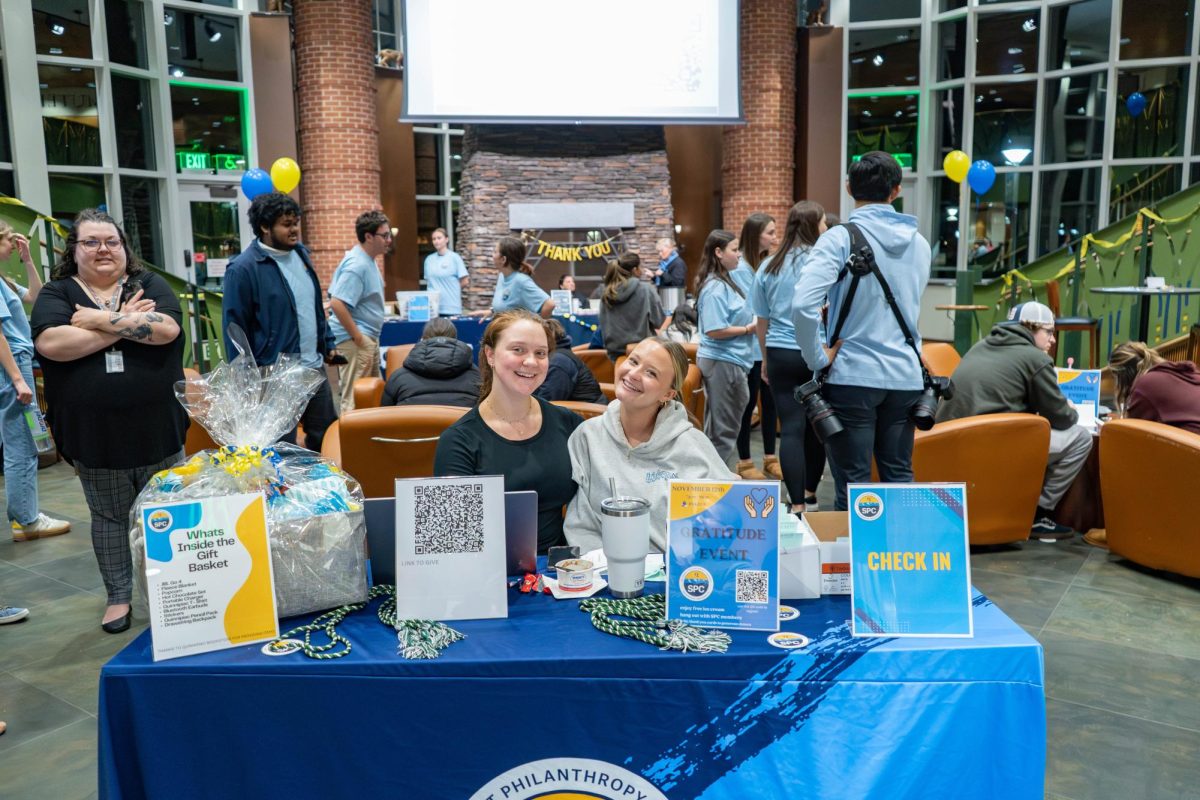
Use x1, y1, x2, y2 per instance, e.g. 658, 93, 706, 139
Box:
31, 209, 187, 635
434, 309, 583, 552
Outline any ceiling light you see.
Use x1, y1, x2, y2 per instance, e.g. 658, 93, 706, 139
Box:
862, 109, 873, 117
872, 54, 884, 67
171, 67, 185, 78
1002, 147, 1031, 164
49, 20, 66, 36
204, 20, 221, 43
1022, 18, 1037, 33
851, 57, 865, 64
164, 12, 174, 25
1008, 47, 1022, 55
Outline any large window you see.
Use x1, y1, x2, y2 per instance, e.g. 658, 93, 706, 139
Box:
839, 0, 1200, 268
34, 0, 92, 59
164, 9, 241, 82
414, 123, 464, 261
848, 28, 920, 89
106, 0, 149, 70
170, 84, 248, 174
40, 65, 102, 167
847, 93, 919, 168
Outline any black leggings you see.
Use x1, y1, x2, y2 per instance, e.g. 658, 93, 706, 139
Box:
737, 360, 777, 459
765, 347, 826, 502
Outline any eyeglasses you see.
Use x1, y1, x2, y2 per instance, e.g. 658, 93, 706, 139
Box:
79, 238, 122, 252
1036, 325, 1057, 335
372, 230, 393, 239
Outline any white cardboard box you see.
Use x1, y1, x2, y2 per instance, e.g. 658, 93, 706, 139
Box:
806, 511, 852, 595
780, 521, 822, 599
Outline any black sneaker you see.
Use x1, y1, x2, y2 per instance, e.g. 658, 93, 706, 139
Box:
1031, 516, 1075, 541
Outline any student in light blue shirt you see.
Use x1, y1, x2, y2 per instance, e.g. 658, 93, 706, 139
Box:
329, 210, 391, 413
731, 212, 779, 481
751, 200, 828, 513
791, 152, 930, 510
0, 225, 70, 540
470, 236, 554, 318
423, 227, 468, 315
695, 229, 753, 465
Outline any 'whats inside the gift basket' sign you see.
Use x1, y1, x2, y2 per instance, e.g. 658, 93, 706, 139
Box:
143, 492, 279, 661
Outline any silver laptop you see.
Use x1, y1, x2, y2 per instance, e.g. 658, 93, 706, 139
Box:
363, 490, 538, 585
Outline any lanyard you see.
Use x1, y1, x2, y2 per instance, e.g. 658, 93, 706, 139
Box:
75, 275, 125, 312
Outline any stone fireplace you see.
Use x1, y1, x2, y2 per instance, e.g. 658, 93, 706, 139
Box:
455, 125, 676, 311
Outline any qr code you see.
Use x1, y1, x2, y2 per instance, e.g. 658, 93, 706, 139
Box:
735, 569, 769, 603
413, 483, 485, 555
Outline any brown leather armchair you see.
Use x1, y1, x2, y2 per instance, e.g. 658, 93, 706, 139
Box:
384, 344, 416, 377
353, 376, 385, 409
922, 342, 962, 377
181, 367, 217, 455
575, 349, 614, 384
551, 400, 607, 420
320, 405, 468, 498
1100, 419, 1200, 578
911, 413, 1050, 545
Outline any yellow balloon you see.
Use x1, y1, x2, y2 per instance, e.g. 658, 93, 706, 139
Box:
943, 150, 970, 183
270, 157, 301, 193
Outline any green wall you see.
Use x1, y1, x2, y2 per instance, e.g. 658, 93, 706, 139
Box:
966, 182, 1200, 367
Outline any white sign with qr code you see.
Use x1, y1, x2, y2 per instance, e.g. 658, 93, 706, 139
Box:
394, 475, 508, 622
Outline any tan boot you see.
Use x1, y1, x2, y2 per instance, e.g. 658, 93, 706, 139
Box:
762, 455, 783, 480
736, 459, 766, 480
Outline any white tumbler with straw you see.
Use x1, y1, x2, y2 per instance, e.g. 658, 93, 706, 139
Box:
600, 480, 651, 599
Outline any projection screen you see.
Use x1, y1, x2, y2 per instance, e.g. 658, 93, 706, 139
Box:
400, 0, 741, 124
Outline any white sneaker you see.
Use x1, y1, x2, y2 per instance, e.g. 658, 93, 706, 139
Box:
12, 513, 71, 542
0, 606, 30, 624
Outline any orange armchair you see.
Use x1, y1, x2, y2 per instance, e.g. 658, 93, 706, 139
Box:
384, 344, 416, 378
320, 405, 468, 498
922, 342, 962, 378
575, 349, 614, 384
352, 376, 386, 410
181, 367, 218, 455
1100, 419, 1200, 578
911, 413, 1050, 545
551, 400, 607, 420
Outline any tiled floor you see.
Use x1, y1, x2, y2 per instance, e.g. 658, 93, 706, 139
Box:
2, 460, 1199, 800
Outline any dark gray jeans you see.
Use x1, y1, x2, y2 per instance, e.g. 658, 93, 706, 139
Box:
822, 384, 923, 511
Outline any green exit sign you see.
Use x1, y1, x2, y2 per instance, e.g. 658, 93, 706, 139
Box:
177, 151, 211, 171
177, 152, 245, 171
851, 152, 913, 169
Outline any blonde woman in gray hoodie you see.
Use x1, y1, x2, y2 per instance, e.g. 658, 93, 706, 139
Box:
565, 337, 736, 554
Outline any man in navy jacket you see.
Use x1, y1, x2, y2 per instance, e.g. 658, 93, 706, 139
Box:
222, 192, 338, 451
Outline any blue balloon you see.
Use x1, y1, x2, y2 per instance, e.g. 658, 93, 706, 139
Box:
966, 160, 996, 195
240, 168, 275, 200
1126, 91, 1147, 117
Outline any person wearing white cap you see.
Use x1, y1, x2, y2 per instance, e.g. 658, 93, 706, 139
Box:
934, 301, 1093, 539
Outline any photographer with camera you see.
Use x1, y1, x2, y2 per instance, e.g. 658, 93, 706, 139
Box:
791, 152, 932, 511
935, 302, 1092, 540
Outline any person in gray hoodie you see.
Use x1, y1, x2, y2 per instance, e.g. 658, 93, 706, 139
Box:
565, 337, 736, 554
598, 252, 665, 361
792, 151, 930, 511
936, 302, 1092, 539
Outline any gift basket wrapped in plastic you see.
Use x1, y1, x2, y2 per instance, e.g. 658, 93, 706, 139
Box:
130, 330, 369, 619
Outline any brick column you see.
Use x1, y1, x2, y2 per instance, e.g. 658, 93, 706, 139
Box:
292, 0, 380, 285
722, 0, 797, 232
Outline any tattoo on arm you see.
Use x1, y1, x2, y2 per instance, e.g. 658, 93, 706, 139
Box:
109, 312, 128, 325
144, 311, 164, 323
115, 323, 153, 342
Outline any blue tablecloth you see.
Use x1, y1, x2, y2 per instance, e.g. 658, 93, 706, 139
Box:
380, 315, 601, 354
98, 587, 1044, 799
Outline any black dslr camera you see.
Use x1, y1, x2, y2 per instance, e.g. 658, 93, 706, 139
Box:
795, 376, 843, 443
910, 374, 954, 431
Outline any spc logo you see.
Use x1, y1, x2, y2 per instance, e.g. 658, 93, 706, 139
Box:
854, 492, 884, 522
470, 758, 668, 800
679, 566, 714, 602
147, 509, 173, 533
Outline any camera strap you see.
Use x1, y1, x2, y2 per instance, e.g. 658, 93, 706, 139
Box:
829, 223, 930, 383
